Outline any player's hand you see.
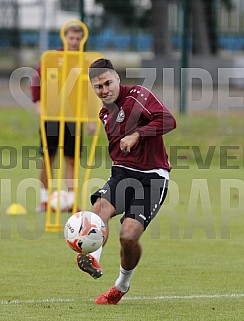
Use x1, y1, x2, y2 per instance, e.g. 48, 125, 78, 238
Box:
120, 132, 140, 153
34, 101, 41, 116
87, 122, 96, 135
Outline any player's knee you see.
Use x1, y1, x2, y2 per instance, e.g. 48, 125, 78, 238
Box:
119, 229, 139, 247
120, 218, 143, 243
65, 156, 75, 166
120, 235, 134, 249
92, 198, 115, 221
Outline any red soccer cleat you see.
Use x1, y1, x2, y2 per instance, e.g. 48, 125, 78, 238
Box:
95, 286, 128, 305
76, 253, 102, 279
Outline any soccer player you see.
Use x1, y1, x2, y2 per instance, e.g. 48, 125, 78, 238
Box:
77, 58, 176, 304
31, 23, 95, 212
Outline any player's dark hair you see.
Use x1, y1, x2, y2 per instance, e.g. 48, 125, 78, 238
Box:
89, 58, 115, 80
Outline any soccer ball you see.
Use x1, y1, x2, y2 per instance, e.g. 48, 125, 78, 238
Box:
50, 190, 69, 211
64, 211, 107, 254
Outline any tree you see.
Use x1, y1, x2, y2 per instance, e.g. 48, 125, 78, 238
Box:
190, 0, 233, 55
95, 0, 173, 55
151, 0, 172, 55
94, 0, 136, 28
190, 0, 211, 55
94, 0, 233, 56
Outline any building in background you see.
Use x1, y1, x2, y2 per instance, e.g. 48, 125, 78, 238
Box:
1, 0, 244, 74
18, 0, 103, 29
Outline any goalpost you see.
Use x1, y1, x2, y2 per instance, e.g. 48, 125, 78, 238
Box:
40, 20, 103, 231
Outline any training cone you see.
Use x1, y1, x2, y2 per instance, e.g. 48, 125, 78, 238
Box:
6, 204, 27, 215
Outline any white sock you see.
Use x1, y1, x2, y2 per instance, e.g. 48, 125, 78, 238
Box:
40, 188, 48, 202
67, 191, 75, 208
115, 265, 135, 293
90, 246, 103, 263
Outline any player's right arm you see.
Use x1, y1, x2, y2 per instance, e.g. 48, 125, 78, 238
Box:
34, 101, 41, 116
30, 64, 41, 115
120, 132, 140, 153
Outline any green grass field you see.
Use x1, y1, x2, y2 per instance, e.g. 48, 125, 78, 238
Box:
0, 109, 244, 320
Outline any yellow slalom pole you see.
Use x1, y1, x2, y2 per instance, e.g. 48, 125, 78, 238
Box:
60, 20, 89, 214
40, 57, 53, 230
41, 19, 103, 231
60, 20, 88, 52
81, 120, 101, 210
55, 42, 68, 228
73, 58, 83, 214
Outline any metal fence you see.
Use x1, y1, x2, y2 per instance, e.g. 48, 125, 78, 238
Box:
1, 0, 244, 73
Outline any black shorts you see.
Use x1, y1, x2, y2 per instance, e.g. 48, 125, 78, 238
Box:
39, 121, 82, 157
91, 166, 169, 230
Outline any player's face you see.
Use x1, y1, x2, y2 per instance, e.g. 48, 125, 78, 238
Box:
65, 31, 83, 51
90, 71, 120, 104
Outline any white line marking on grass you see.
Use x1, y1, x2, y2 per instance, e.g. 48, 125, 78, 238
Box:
0, 298, 76, 305
1, 293, 244, 305
124, 293, 244, 301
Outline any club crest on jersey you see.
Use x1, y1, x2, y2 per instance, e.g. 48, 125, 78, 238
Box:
116, 108, 125, 122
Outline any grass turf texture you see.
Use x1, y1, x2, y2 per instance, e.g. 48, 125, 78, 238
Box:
0, 108, 244, 320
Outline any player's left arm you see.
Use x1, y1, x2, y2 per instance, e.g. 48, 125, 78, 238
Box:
120, 87, 176, 152
135, 89, 176, 138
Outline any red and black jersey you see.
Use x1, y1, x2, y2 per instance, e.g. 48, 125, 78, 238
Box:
30, 48, 63, 103
31, 64, 41, 102
99, 85, 176, 171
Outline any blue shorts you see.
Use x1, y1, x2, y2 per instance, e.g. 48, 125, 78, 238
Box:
91, 166, 169, 230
